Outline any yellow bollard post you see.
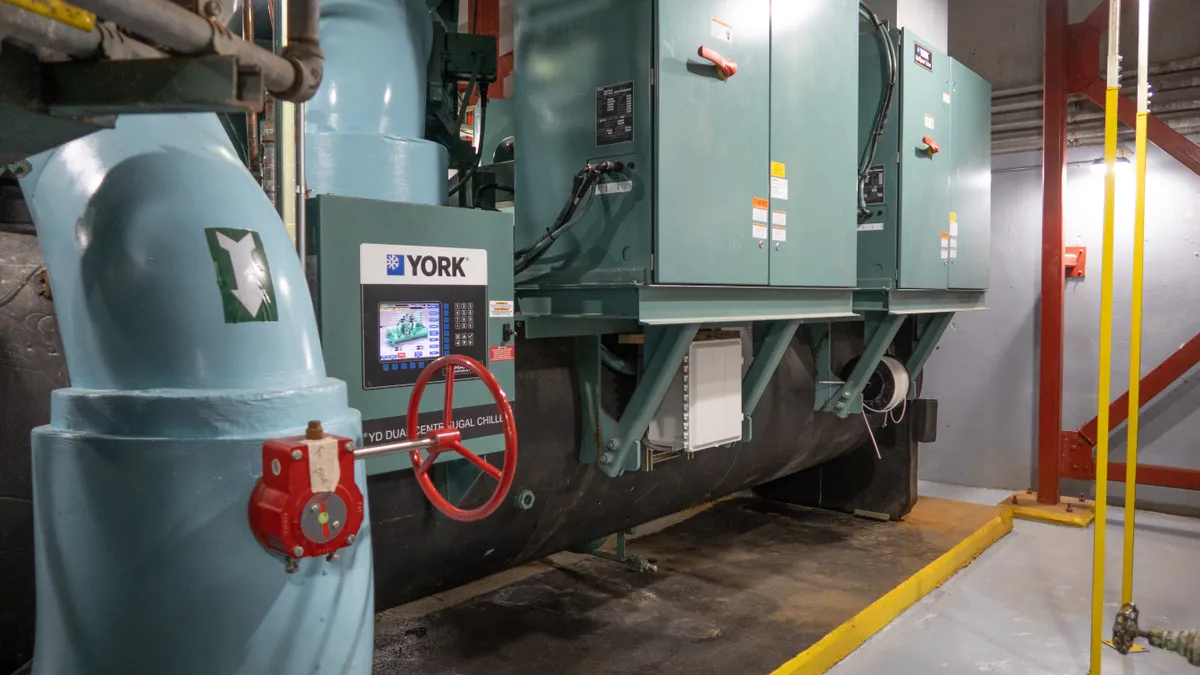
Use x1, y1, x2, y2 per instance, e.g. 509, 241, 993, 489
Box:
1091, 1, 1121, 673
1121, 0, 1151, 611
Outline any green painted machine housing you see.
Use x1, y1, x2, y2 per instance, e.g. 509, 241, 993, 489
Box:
513, 0, 859, 291
856, 28, 992, 293
307, 195, 515, 475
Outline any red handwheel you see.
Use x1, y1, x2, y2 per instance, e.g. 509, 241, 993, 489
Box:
407, 354, 518, 522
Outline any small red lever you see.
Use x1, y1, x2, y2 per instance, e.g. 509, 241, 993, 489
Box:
698, 46, 738, 80
922, 136, 941, 155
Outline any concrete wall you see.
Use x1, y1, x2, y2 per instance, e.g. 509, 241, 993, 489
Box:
870, 0, 948, 54
920, 143, 1200, 515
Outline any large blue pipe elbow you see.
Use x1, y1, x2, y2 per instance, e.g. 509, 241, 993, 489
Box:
20, 114, 373, 674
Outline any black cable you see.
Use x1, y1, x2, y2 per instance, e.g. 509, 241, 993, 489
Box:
514, 161, 622, 275
448, 88, 490, 200
858, 1, 898, 216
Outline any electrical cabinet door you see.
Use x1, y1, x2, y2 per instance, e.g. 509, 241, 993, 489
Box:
768, 0, 858, 288
948, 59, 992, 290
655, 0, 771, 285
898, 30, 951, 290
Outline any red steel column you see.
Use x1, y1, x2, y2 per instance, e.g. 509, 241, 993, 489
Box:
1037, 0, 1069, 504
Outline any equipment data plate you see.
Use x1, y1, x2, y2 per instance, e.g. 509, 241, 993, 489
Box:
596, 81, 635, 146
864, 165, 886, 205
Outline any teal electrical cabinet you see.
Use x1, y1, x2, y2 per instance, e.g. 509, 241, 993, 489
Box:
856, 28, 991, 292
769, 0, 859, 287
898, 30, 952, 290
656, 0, 770, 285
949, 60, 992, 290
514, 0, 859, 290
308, 196, 515, 475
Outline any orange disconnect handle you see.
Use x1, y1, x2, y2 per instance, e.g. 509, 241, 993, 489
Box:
922, 136, 941, 155
698, 46, 738, 79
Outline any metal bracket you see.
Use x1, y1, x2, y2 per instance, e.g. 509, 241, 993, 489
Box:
807, 322, 844, 411
904, 312, 953, 398
576, 324, 700, 478
821, 313, 905, 418
45, 54, 264, 117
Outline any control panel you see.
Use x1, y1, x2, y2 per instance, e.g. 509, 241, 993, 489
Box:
309, 196, 515, 475
360, 244, 490, 389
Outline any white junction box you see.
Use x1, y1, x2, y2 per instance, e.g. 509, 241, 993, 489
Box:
647, 338, 744, 453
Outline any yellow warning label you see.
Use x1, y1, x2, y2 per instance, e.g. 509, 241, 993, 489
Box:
2, 0, 95, 31
770, 162, 787, 179
752, 197, 770, 210
949, 212, 958, 223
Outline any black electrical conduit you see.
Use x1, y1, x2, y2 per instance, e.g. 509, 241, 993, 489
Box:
858, 1, 897, 217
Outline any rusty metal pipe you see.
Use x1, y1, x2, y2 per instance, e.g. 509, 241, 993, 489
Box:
69, 0, 321, 101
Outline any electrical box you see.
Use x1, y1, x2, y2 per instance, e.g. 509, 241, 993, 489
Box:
648, 338, 744, 453
307, 196, 516, 475
514, 0, 859, 289
857, 28, 992, 292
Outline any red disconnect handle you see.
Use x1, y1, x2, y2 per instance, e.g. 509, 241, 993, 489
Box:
698, 45, 738, 79
406, 354, 518, 523
922, 136, 941, 155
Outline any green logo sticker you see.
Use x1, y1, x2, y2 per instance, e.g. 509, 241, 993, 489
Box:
205, 228, 278, 323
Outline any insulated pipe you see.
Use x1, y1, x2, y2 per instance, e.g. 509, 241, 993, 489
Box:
19, 114, 372, 674
304, 0, 447, 204
0, 3, 100, 55
68, 0, 321, 101
1091, 1, 1121, 672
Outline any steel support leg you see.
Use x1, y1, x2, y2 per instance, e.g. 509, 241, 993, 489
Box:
1037, 0, 1069, 505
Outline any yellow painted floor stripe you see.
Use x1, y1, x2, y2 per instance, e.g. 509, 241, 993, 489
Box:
770, 510, 1014, 675
997, 492, 1096, 528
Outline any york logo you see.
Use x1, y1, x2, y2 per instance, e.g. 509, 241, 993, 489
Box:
387, 254, 466, 278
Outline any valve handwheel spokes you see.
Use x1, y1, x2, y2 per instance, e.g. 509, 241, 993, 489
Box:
407, 354, 518, 522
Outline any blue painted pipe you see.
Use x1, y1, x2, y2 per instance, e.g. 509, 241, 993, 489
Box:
20, 114, 373, 674
305, 0, 448, 204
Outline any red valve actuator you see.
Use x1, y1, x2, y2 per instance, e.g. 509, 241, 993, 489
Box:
249, 421, 364, 563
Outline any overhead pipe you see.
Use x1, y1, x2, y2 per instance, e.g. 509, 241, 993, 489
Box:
0, 3, 163, 58
18, 113, 372, 673
67, 0, 322, 101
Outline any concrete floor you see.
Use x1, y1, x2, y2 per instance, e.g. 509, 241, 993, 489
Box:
828, 481, 1200, 675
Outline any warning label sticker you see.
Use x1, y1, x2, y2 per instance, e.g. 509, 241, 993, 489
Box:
489, 345, 515, 362
489, 300, 514, 318
711, 18, 732, 43
753, 197, 769, 223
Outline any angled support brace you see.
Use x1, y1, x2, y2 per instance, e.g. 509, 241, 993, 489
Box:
905, 312, 954, 398
822, 313, 905, 418
577, 325, 699, 478
741, 319, 802, 441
